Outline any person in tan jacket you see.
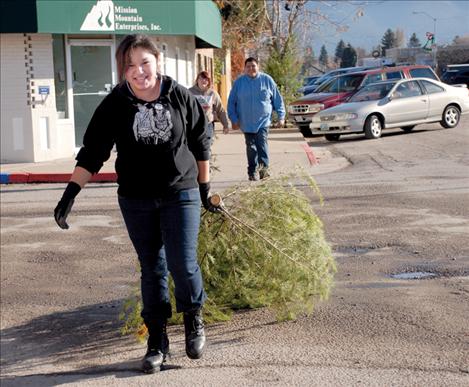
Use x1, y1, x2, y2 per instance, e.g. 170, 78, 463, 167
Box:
190, 71, 230, 145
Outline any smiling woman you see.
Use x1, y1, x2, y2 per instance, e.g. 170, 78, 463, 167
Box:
53, 34, 215, 374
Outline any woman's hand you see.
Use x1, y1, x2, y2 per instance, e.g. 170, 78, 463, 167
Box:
54, 182, 81, 229
199, 182, 219, 213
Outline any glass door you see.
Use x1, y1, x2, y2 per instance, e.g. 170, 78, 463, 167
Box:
69, 42, 114, 146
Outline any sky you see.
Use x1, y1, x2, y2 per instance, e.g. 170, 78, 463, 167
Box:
305, 0, 469, 56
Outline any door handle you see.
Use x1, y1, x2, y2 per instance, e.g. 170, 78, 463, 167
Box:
421, 99, 427, 102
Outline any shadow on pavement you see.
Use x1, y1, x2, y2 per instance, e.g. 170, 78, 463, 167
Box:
0, 300, 146, 384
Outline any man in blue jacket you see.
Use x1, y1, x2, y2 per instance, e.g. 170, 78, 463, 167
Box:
228, 57, 285, 181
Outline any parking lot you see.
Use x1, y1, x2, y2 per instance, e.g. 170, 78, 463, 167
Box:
1, 116, 468, 385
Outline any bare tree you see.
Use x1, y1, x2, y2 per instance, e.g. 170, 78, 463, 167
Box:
395, 28, 405, 48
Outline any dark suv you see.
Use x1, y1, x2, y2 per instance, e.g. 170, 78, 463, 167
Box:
288, 65, 439, 136
441, 64, 469, 87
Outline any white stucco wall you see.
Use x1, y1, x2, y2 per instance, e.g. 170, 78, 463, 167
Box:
154, 35, 198, 89
0, 33, 75, 163
1, 34, 34, 163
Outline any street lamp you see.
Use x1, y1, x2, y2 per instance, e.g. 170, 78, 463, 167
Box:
412, 11, 438, 70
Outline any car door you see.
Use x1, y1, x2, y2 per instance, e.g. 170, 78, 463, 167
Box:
419, 80, 448, 120
384, 80, 429, 125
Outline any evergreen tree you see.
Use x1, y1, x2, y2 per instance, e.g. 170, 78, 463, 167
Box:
340, 44, 357, 68
408, 32, 421, 48
319, 45, 329, 67
265, 37, 302, 108
381, 28, 396, 55
334, 40, 345, 64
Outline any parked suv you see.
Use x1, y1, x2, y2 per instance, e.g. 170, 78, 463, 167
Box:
288, 65, 439, 136
441, 64, 469, 87
300, 66, 377, 95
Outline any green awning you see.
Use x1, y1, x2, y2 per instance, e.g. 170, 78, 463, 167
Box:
0, 0, 221, 48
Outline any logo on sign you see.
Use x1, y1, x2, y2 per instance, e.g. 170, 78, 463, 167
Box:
81, 1, 115, 31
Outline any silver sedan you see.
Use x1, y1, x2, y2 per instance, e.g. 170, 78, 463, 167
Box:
309, 78, 469, 141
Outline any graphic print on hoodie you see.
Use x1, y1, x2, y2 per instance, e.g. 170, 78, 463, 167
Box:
133, 102, 173, 145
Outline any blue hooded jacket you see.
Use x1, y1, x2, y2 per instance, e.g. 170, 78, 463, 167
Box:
227, 72, 285, 133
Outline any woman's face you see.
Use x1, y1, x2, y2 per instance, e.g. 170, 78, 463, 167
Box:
125, 47, 158, 93
197, 76, 210, 91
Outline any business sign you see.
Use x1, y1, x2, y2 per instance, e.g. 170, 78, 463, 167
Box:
36, 0, 194, 35
33, 0, 221, 47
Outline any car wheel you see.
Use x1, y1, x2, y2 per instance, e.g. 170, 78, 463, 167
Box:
364, 114, 382, 139
299, 125, 313, 137
325, 134, 340, 141
440, 105, 460, 128
401, 125, 415, 133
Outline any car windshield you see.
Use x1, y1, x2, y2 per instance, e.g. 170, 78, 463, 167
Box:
349, 82, 396, 102
315, 73, 364, 93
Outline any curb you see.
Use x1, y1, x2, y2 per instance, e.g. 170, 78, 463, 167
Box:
301, 143, 318, 165
0, 172, 117, 184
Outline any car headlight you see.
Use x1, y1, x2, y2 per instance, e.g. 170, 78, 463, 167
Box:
333, 113, 358, 120
311, 116, 321, 123
288, 105, 295, 114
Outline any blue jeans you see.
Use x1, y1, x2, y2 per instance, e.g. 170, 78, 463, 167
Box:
243, 127, 269, 176
207, 122, 215, 146
118, 188, 206, 324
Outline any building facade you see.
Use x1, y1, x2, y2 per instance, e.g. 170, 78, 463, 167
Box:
0, 0, 222, 162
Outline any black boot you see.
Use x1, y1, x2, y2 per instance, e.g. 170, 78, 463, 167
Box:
183, 309, 205, 359
142, 321, 169, 374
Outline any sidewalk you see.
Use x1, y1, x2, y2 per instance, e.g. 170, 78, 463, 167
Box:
0, 124, 346, 185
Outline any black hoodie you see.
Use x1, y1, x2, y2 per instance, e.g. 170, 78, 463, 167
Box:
75, 75, 210, 198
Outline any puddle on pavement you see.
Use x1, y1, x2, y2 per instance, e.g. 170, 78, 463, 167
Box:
336, 247, 370, 255
346, 282, 403, 289
390, 271, 437, 280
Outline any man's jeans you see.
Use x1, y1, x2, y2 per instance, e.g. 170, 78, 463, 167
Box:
243, 126, 269, 176
118, 188, 206, 323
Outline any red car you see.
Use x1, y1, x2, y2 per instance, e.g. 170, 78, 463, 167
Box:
288, 65, 439, 136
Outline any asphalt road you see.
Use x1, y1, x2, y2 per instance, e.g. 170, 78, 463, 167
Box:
1, 117, 468, 386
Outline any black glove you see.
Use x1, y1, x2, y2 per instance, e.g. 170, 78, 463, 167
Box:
199, 182, 218, 213
54, 182, 81, 229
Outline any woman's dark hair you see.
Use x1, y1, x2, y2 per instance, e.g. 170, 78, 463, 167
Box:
116, 34, 160, 82
244, 57, 258, 66
195, 70, 212, 87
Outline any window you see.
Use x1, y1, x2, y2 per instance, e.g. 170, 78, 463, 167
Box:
52, 34, 69, 119
316, 73, 364, 93
420, 80, 445, 94
349, 82, 396, 102
197, 53, 202, 73
185, 50, 190, 85
409, 67, 438, 80
393, 81, 423, 98
363, 73, 383, 86
175, 47, 179, 82
386, 71, 404, 80
208, 57, 213, 80
161, 43, 168, 74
